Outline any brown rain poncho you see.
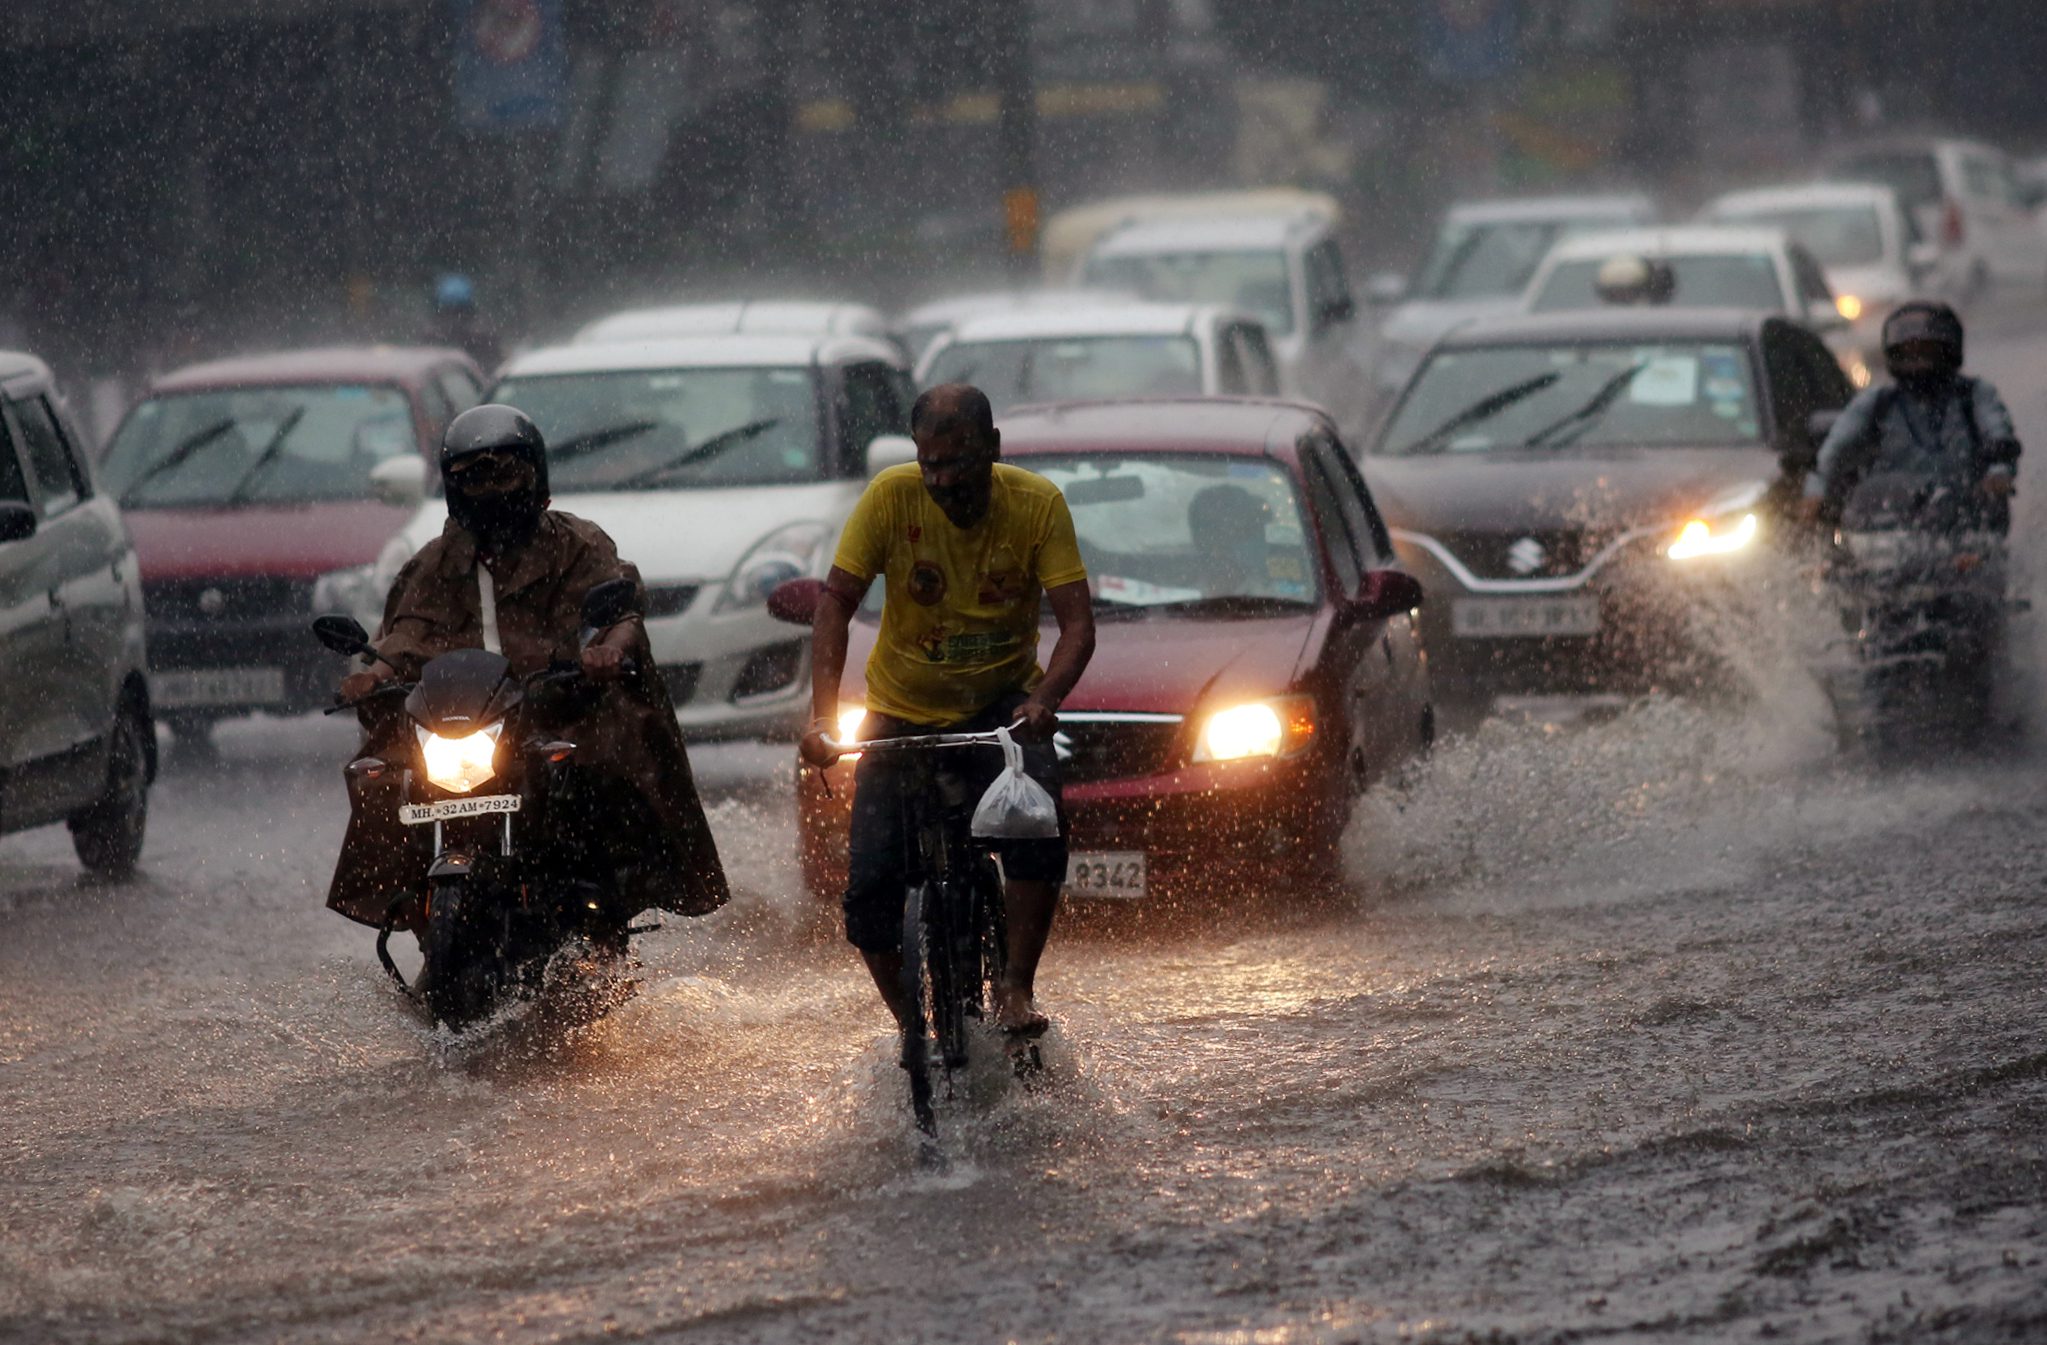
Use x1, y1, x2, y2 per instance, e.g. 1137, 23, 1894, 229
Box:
324, 511, 729, 929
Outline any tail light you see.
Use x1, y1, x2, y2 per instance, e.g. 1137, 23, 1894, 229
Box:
1942, 199, 1965, 248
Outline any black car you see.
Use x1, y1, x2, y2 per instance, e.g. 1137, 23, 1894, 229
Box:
1362, 309, 1852, 715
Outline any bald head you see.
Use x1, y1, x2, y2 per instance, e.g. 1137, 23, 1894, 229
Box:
911, 383, 997, 449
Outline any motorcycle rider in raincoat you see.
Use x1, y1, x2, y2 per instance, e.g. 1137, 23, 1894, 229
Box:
1802, 302, 2021, 530
324, 404, 729, 941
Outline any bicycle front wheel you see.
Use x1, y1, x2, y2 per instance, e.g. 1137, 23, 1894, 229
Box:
900, 881, 938, 1135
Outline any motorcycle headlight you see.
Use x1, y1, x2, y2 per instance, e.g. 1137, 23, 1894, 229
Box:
1666, 511, 1759, 562
1191, 696, 1317, 763
312, 563, 380, 626
416, 722, 501, 794
713, 521, 835, 615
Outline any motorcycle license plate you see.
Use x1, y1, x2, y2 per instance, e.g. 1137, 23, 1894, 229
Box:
1066, 851, 1147, 900
399, 795, 522, 826
1451, 596, 1600, 639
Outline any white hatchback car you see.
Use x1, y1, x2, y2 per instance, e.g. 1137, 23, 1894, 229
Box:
1829, 137, 2047, 294
893, 289, 1137, 365
366, 333, 916, 740
1700, 182, 1939, 378
1369, 193, 1657, 405
914, 303, 1280, 413
1077, 211, 1370, 434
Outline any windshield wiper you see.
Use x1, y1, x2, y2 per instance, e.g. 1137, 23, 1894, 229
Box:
1398, 371, 1561, 455
1519, 362, 1648, 452
221, 405, 307, 506
549, 420, 659, 461
117, 417, 237, 506
612, 419, 783, 488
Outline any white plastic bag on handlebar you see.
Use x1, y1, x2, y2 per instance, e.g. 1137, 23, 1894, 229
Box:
971, 727, 1060, 839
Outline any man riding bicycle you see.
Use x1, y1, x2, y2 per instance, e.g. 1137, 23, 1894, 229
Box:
800, 384, 1096, 1038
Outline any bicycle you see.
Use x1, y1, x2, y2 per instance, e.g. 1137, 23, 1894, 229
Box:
830, 723, 1030, 1139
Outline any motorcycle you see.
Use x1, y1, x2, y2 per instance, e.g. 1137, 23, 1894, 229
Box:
1823, 470, 2014, 751
313, 578, 653, 1029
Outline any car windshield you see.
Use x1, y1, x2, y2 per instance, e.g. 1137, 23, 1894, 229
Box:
1530, 254, 1785, 312
1414, 218, 1629, 301
924, 336, 1203, 414
1027, 453, 1318, 609
1837, 152, 1942, 209
491, 366, 822, 491
101, 383, 416, 509
1378, 340, 1763, 455
1082, 250, 1293, 333
1713, 206, 1885, 267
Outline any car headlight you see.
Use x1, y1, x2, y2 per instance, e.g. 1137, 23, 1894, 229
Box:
713, 521, 835, 615
1836, 294, 1864, 322
312, 563, 380, 625
416, 722, 501, 794
1666, 511, 1759, 561
1191, 696, 1317, 763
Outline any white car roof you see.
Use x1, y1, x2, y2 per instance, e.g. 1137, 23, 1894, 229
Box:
1543, 225, 1791, 262
574, 300, 891, 344
1088, 212, 1321, 256
941, 303, 1233, 343
897, 289, 1138, 329
1445, 193, 1657, 225
501, 333, 899, 377
1704, 182, 1901, 215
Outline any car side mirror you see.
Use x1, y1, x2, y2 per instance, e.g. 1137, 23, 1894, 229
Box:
1353, 568, 1423, 621
767, 576, 825, 626
311, 613, 374, 658
369, 454, 429, 508
0, 501, 37, 544
865, 433, 917, 477
579, 578, 638, 641
1806, 298, 1848, 332
1365, 272, 1407, 306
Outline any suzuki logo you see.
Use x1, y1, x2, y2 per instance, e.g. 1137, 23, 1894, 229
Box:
197, 587, 227, 616
1053, 730, 1074, 762
1506, 537, 1548, 576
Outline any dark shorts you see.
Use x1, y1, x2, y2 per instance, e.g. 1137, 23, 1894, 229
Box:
842, 691, 1068, 953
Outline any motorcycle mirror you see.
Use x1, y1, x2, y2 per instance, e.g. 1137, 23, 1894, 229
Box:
579, 577, 637, 634
767, 576, 825, 625
312, 613, 374, 658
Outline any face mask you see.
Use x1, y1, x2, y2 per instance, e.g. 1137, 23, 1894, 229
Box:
450, 485, 542, 553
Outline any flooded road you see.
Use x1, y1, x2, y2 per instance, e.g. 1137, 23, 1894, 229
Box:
7, 308, 2047, 1344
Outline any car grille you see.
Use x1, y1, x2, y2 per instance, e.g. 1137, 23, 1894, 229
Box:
144, 575, 314, 623
731, 640, 804, 701
1434, 529, 1599, 581
1055, 715, 1183, 785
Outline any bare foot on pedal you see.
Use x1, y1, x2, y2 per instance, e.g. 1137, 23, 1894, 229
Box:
993, 984, 1049, 1037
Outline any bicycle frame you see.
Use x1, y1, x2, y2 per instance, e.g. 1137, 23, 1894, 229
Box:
831, 726, 1014, 1137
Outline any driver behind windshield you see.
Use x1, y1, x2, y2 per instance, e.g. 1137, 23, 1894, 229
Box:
325, 404, 729, 950
1188, 484, 1274, 596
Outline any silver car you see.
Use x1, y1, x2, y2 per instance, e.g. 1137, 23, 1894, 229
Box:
0, 351, 154, 876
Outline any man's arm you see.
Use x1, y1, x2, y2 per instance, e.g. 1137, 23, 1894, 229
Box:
799, 566, 873, 766
1974, 378, 2021, 493
1801, 388, 1880, 517
1014, 579, 1096, 741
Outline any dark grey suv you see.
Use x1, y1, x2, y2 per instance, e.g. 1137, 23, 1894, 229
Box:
0, 352, 154, 876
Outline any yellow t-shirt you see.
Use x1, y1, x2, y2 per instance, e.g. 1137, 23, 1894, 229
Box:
833, 462, 1088, 727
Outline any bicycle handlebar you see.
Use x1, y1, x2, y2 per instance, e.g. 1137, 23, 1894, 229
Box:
824, 719, 1026, 754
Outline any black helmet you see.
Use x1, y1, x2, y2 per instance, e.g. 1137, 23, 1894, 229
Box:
1881, 301, 1964, 377
441, 404, 549, 549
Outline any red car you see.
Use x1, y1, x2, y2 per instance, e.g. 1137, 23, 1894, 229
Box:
98, 347, 484, 742
794, 398, 1434, 906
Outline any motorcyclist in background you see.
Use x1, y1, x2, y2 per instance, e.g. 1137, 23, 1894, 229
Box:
424, 272, 504, 374
1801, 302, 2021, 530
325, 404, 728, 945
